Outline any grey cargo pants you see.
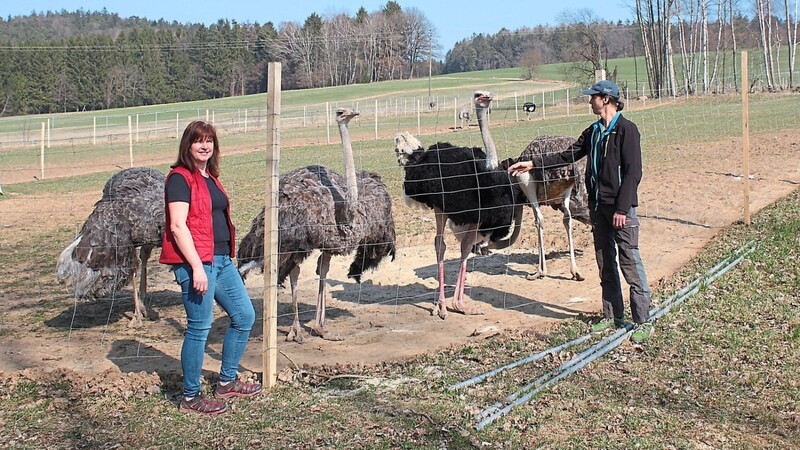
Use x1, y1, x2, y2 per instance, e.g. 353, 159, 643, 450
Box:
590, 205, 651, 324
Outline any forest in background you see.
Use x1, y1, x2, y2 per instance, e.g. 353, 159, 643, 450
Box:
0, 0, 797, 117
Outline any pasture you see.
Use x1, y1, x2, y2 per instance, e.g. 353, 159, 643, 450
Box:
0, 66, 798, 447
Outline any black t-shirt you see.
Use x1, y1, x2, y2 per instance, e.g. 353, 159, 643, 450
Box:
165, 173, 231, 255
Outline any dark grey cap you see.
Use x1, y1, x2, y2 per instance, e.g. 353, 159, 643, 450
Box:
582, 80, 620, 99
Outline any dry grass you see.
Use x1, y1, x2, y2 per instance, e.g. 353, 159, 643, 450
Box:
1, 188, 798, 449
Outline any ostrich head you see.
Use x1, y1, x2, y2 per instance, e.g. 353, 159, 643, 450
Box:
473, 90, 493, 112
473, 90, 498, 169
393, 131, 424, 167
335, 107, 359, 123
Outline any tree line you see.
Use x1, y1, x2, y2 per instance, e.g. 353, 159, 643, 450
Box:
0, 2, 442, 116
0, 1, 797, 117
445, 1, 797, 97
634, 0, 798, 96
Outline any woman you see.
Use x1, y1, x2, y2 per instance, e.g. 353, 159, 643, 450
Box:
161, 120, 261, 415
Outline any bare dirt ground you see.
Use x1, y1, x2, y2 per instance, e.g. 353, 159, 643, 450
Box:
1, 129, 798, 386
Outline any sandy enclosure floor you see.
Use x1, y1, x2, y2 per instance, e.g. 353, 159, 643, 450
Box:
0, 129, 798, 379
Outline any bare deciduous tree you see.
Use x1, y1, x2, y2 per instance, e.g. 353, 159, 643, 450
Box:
755, 0, 778, 90
634, 0, 678, 97
559, 8, 608, 81
784, 0, 799, 87
400, 7, 434, 79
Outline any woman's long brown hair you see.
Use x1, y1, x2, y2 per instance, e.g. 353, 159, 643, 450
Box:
171, 120, 221, 177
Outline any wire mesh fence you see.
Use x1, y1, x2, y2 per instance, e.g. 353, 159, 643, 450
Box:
1, 76, 798, 376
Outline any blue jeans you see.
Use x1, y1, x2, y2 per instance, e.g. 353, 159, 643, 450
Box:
173, 255, 256, 398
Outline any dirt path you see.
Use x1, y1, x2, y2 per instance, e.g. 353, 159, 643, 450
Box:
0, 130, 798, 379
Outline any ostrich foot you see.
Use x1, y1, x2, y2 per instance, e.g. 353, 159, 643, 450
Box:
448, 303, 485, 316
525, 271, 545, 281
433, 302, 448, 320
572, 271, 586, 282
310, 325, 344, 341
471, 243, 491, 256
127, 312, 146, 328
286, 326, 305, 344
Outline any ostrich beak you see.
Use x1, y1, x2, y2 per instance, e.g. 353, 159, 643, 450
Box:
474, 91, 493, 102
335, 108, 360, 119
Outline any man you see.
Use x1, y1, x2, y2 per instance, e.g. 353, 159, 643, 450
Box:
508, 80, 653, 344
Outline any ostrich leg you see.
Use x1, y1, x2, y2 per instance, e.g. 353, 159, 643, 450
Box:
128, 246, 152, 328
433, 211, 449, 319
559, 193, 585, 281
285, 266, 304, 343
311, 252, 342, 340
129, 267, 143, 328
515, 174, 548, 281
527, 201, 548, 281
451, 224, 484, 316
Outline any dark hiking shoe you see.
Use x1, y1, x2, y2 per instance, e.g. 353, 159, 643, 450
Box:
179, 395, 227, 415
630, 322, 654, 344
591, 317, 626, 334
214, 379, 263, 399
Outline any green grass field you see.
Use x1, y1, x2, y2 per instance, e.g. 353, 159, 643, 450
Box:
0, 51, 798, 448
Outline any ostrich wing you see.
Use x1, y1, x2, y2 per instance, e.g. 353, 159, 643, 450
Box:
347, 172, 397, 282
237, 165, 360, 283
56, 167, 165, 298
518, 136, 580, 184
403, 143, 516, 242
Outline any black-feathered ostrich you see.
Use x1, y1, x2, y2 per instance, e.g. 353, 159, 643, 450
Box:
394, 91, 521, 320
505, 135, 590, 281
237, 108, 396, 342
56, 167, 165, 327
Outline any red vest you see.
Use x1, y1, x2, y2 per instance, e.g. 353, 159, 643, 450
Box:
159, 166, 236, 264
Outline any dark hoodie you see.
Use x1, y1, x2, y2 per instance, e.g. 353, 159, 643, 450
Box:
537, 113, 642, 215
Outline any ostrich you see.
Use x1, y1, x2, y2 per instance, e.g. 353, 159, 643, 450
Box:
237, 108, 395, 342
56, 167, 165, 327
458, 107, 471, 129
394, 91, 521, 320
522, 102, 537, 120
509, 135, 590, 281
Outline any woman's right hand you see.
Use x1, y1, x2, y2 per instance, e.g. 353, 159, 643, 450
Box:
192, 265, 209, 295
507, 160, 534, 176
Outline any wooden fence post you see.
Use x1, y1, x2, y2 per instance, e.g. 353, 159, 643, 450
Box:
40, 123, 45, 180
741, 51, 751, 226
326, 102, 331, 145
263, 61, 282, 389
128, 116, 133, 167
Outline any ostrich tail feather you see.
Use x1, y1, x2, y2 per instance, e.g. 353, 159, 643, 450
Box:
236, 231, 264, 279
55, 237, 82, 284
55, 235, 124, 299
238, 260, 262, 280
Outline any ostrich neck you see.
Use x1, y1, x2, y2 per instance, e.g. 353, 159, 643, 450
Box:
476, 106, 498, 169
338, 122, 359, 215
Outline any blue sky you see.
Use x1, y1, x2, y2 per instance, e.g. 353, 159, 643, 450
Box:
7, 1, 636, 51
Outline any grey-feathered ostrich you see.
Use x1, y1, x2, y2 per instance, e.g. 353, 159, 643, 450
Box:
237, 108, 395, 342
394, 91, 521, 320
56, 167, 165, 327
506, 135, 590, 281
